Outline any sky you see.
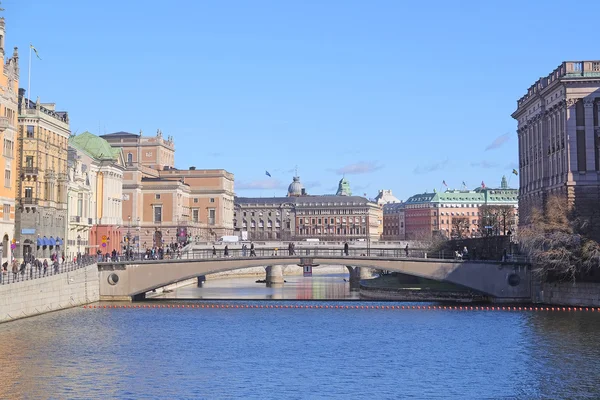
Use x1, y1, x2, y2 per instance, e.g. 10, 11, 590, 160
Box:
5, 0, 600, 201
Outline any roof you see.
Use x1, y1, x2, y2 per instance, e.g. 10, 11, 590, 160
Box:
69, 131, 121, 161
383, 202, 405, 213
236, 195, 373, 207
100, 131, 139, 138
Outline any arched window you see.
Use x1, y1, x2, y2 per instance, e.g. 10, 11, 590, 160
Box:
127, 153, 133, 165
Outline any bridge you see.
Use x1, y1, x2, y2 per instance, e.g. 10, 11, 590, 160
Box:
97, 248, 531, 302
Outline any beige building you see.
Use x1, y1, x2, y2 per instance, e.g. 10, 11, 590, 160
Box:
512, 61, 600, 230
0, 18, 19, 264
16, 90, 70, 259
67, 132, 124, 258
101, 130, 234, 247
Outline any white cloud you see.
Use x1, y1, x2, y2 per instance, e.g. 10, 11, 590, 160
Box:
485, 133, 511, 151
334, 161, 383, 175
236, 179, 285, 190
413, 159, 449, 174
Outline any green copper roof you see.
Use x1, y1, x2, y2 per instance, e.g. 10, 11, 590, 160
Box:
69, 131, 120, 161
336, 178, 352, 196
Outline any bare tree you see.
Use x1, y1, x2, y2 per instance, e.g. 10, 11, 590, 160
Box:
479, 205, 516, 236
519, 195, 600, 281
451, 217, 470, 239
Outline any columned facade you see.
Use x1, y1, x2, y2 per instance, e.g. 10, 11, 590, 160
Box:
512, 61, 600, 235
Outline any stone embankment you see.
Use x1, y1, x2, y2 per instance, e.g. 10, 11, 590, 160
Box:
536, 281, 600, 307
0, 263, 99, 323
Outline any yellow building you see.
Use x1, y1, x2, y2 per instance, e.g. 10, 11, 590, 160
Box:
0, 17, 20, 264
16, 90, 70, 259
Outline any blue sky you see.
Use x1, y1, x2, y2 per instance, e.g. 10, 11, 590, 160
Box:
5, 0, 600, 200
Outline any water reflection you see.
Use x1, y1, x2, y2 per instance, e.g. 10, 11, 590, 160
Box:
157, 273, 360, 300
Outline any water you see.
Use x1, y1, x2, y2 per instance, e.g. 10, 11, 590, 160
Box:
1, 278, 600, 399
157, 274, 360, 300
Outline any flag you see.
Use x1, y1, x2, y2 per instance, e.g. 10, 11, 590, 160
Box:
265, 171, 271, 177
363, 193, 367, 197
442, 180, 448, 187
30, 44, 41, 60
512, 169, 518, 176
481, 181, 486, 188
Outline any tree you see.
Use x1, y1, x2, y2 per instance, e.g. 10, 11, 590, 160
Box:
450, 217, 470, 239
479, 205, 516, 236
519, 195, 600, 281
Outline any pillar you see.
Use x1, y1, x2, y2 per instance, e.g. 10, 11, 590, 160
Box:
358, 267, 373, 280
566, 98, 578, 175
584, 98, 596, 172
265, 265, 284, 285
346, 266, 361, 289
197, 275, 206, 287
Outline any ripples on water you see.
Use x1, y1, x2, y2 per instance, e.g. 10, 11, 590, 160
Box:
0, 300, 600, 399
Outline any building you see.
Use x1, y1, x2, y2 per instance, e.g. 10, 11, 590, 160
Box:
67, 132, 124, 258
234, 175, 381, 241
336, 178, 352, 196
0, 18, 19, 264
512, 61, 600, 229
375, 190, 401, 205
404, 178, 518, 240
101, 130, 234, 247
382, 202, 405, 240
16, 91, 70, 259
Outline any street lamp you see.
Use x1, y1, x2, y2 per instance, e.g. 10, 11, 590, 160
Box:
77, 234, 81, 255
127, 215, 131, 257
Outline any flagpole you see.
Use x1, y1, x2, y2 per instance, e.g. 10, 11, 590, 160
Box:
27, 44, 31, 103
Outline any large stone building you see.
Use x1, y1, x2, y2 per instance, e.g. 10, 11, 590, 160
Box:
0, 17, 19, 264
67, 132, 124, 258
512, 60, 600, 230
234, 175, 381, 241
375, 189, 401, 206
16, 90, 70, 259
101, 130, 234, 248
404, 178, 518, 240
382, 202, 405, 240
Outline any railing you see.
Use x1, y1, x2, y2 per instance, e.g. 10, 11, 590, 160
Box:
0, 116, 8, 131
70, 215, 81, 223
21, 198, 38, 205
0, 256, 96, 286
23, 167, 38, 175
100, 247, 530, 264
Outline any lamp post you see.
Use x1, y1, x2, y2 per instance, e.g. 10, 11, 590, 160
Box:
77, 234, 81, 255
127, 215, 131, 256
136, 217, 140, 259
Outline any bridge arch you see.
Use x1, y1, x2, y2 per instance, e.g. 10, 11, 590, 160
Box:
98, 256, 530, 301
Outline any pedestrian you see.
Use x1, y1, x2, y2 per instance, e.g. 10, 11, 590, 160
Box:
405, 244, 409, 257
242, 244, 247, 257
344, 242, 349, 256
288, 242, 293, 256
250, 242, 256, 257
212, 246, 217, 257
224, 245, 229, 257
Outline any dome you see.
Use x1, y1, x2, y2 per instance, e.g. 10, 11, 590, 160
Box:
288, 176, 304, 197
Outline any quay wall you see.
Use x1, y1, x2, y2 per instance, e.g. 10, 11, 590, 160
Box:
0, 264, 99, 323
536, 281, 600, 307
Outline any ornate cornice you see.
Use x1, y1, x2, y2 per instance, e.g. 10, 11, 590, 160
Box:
583, 98, 595, 108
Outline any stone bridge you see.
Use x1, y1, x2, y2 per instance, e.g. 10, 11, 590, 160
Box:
98, 255, 530, 302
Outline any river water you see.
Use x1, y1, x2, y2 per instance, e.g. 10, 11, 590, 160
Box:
1, 276, 600, 399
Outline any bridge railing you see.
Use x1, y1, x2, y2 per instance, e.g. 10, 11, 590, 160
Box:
107, 247, 529, 264
0, 256, 97, 286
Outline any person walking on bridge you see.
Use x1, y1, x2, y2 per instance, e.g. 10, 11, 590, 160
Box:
405, 244, 409, 257
344, 242, 349, 256
250, 242, 256, 257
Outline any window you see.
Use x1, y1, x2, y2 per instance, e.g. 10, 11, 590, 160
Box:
25, 156, 34, 168
2, 204, 9, 221
155, 194, 161, 200
26, 125, 34, 138
3, 139, 13, 158
77, 193, 83, 216
25, 186, 33, 198
208, 208, 216, 225
210, 198, 215, 203
127, 153, 133, 165
193, 198, 199, 203
154, 206, 162, 222
192, 209, 199, 222
4, 170, 9, 188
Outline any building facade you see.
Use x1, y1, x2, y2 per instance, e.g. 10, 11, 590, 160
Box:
16, 91, 70, 259
382, 202, 405, 240
234, 176, 381, 241
101, 130, 234, 247
67, 132, 124, 258
375, 189, 401, 205
512, 61, 600, 230
0, 19, 19, 264
404, 178, 518, 240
